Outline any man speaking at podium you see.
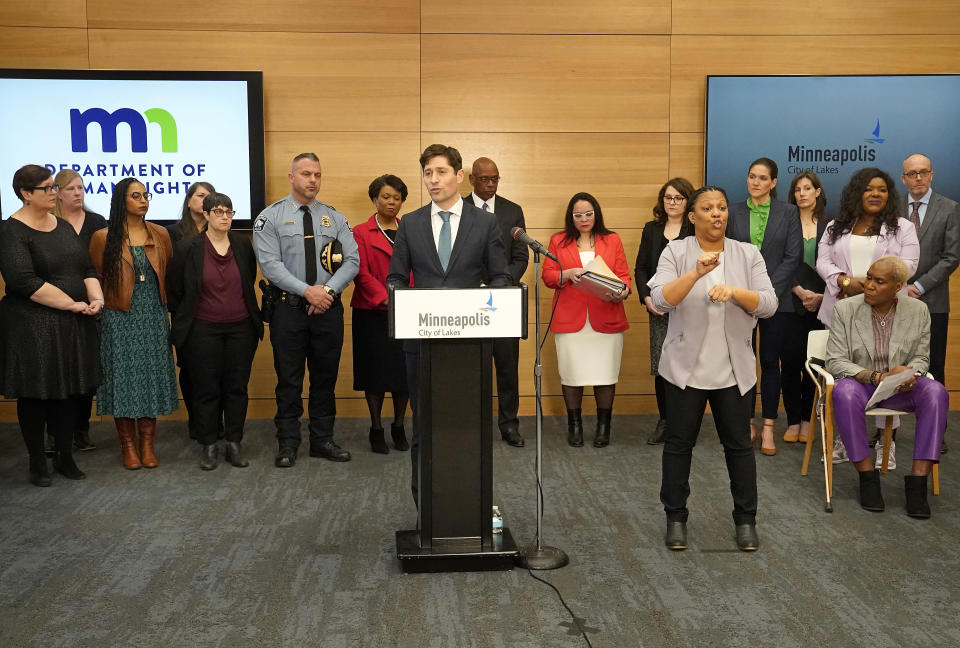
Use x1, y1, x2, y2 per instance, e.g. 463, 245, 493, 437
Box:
387, 143, 512, 502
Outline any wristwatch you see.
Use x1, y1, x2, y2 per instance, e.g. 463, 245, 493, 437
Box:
323, 285, 337, 297
839, 275, 851, 289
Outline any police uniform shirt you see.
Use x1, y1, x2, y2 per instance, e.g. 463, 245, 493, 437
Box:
253, 194, 360, 296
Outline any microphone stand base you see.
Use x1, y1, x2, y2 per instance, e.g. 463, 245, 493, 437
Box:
519, 544, 569, 570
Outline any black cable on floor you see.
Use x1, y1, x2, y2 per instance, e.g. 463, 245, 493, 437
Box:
525, 567, 594, 648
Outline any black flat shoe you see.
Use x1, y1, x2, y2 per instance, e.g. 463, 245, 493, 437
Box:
501, 427, 524, 448
369, 427, 389, 454
735, 523, 759, 551
52, 452, 86, 480
274, 446, 297, 468
73, 429, 96, 451
199, 444, 219, 471
29, 455, 51, 487
225, 441, 249, 468
647, 418, 667, 445
310, 440, 351, 462
391, 423, 409, 451
665, 521, 687, 550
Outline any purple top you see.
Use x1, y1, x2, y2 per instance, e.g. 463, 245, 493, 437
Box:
194, 235, 249, 324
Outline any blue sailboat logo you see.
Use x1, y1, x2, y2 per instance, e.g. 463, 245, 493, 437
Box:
864, 119, 885, 144
481, 290, 497, 312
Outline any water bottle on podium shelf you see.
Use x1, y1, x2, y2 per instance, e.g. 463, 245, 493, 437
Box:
492, 505, 503, 535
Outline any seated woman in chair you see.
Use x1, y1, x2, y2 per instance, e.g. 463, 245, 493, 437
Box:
825, 255, 946, 518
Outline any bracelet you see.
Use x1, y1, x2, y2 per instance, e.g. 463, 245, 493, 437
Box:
871, 371, 881, 386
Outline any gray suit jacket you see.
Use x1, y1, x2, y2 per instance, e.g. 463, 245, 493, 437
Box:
901, 191, 960, 313
825, 294, 930, 380
728, 198, 802, 313
649, 237, 778, 395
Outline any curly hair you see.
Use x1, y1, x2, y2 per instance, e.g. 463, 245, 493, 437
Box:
826, 168, 901, 245
101, 178, 142, 295
651, 177, 695, 225
787, 170, 827, 222
559, 192, 612, 246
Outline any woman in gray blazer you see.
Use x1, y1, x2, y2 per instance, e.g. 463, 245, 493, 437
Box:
649, 186, 777, 552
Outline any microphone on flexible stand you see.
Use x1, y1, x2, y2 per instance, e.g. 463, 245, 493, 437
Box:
511, 227, 559, 263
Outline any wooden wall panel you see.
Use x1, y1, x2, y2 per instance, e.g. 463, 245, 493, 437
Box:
668, 132, 704, 186
671, 1, 960, 36
88, 30, 420, 133
421, 0, 670, 35
0, 27, 88, 68
87, 0, 420, 33
670, 35, 960, 134
421, 35, 670, 133
0, 2, 86, 28
434, 132, 670, 231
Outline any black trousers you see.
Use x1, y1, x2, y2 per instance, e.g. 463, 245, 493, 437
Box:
405, 345, 421, 504
75, 392, 94, 433
780, 310, 823, 425
20, 396, 78, 457
184, 320, 258, 446
661, 380, 757, 525
269, 300, 344, 449
492, 337, 520, 431
930, 312, 948, 386
754, 312, 788, 420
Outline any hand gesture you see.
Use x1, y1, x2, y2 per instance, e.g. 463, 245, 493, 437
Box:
708, 284, 736, 303
695, 252, 720, 277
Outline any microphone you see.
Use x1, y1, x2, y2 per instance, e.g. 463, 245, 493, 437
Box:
511, 227, 558, 262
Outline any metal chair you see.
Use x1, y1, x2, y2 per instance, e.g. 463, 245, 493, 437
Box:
801, 329, 939, 512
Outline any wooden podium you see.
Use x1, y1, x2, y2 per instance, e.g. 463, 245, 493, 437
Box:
390, 286, 527, 573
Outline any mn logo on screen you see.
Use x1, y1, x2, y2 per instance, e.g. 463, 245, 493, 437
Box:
864, 119, 885, 145
70, 108, 178, 153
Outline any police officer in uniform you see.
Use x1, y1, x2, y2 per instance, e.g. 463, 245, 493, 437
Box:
253, 152, 360, 467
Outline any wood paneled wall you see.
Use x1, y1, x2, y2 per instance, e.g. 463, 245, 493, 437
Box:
2, 1, 960, 420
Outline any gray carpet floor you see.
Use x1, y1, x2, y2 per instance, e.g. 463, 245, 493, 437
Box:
1, 414, 958, 648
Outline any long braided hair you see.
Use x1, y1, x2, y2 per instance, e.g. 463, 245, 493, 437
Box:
101, 177, 142, 296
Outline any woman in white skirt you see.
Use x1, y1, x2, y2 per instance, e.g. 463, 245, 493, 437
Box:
543, 192, 631, 447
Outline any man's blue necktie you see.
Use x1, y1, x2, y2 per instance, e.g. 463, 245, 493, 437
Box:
438, 210, 452, 271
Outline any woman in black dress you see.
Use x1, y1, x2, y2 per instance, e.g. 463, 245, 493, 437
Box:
52, 168, 107, 451
635, 178, 694, 444
0, 165, 102, 486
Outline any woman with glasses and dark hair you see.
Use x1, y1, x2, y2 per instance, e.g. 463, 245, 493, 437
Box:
648, 185, 777, 551
89, 178, 178, 470
0, 164, 102, 486
635, 177, 695, 445
542, 192, 631, 448
779, 171, 829, 445
351, 174, 411, 454
167, 192, 262, 470
728, 157, 802, 457
49, 168, 107, 452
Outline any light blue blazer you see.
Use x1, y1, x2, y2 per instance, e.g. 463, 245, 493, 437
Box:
649, 236, 778, 396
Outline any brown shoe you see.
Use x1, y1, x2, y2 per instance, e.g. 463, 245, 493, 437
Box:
115, 417, 141, 470
137, 418, 158, 468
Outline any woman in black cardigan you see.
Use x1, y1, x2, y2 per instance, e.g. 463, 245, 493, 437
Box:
634, 178, 694, 444
166, 192, 263, 470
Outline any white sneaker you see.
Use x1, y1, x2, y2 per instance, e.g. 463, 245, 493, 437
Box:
832, 438, 849, 464
875, 439, 896, 471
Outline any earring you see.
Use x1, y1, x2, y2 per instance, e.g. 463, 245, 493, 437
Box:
25, 200, 30, 206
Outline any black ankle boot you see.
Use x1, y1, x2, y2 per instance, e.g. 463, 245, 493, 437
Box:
73, 428, 96, 451
567, 409, 583, 447
647, 418, 667, 445
29, 454, 51, 487
53, 451, 86, 480
225, 441, 249, 468
391, 423, 409, 451
200, 444, 219, 471
904, 475, 931, 519
858, 469, 884, 512
594, 408, 612, 447
369, 427, 389, 454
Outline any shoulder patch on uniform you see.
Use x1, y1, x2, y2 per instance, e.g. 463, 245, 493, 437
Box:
316, 200, 337, 212
253, 214, 267, 231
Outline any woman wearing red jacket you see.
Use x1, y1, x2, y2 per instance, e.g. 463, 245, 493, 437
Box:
351, 174, 410, 454
543, 192, 631, 448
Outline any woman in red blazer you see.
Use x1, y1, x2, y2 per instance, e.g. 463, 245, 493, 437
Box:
350, 175, 410, 454
543, 192, 631, 448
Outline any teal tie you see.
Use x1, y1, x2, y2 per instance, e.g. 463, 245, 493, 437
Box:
438, 210, 452, 271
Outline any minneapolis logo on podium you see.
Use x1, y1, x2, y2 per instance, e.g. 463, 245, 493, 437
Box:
70, 107, 178, 153
480, 290, 497, 312
864, 119, 885, 144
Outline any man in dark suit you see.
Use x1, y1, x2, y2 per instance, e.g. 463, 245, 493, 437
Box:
465, 157, 529, 447
387, 144, 512, 502
901, 153, 960, 453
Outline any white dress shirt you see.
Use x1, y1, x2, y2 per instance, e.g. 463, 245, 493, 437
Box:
470, 192, 496, 214
430, 197, 464, 251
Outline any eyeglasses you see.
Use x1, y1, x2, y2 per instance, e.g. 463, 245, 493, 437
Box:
903, 170, 932, 180
663, 195, 686, 204
476, 175, 500, 184
209, 208, 236, 217
128, 192, 152, 202
572, 211, 595, 220
28, 184, 59, 194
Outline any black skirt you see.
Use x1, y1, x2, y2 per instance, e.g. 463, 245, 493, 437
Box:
351, 308, 407, 393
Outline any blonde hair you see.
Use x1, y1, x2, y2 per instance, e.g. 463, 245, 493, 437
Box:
52, 168, 85, 219
872, 255, 910, 284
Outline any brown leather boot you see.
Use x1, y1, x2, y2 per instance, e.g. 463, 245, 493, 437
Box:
137, 418, 158, 468
116, 418, 141, 470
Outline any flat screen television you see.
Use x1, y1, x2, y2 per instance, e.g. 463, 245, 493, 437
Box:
0, 69, 265, 228
705, 75, 960, 216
